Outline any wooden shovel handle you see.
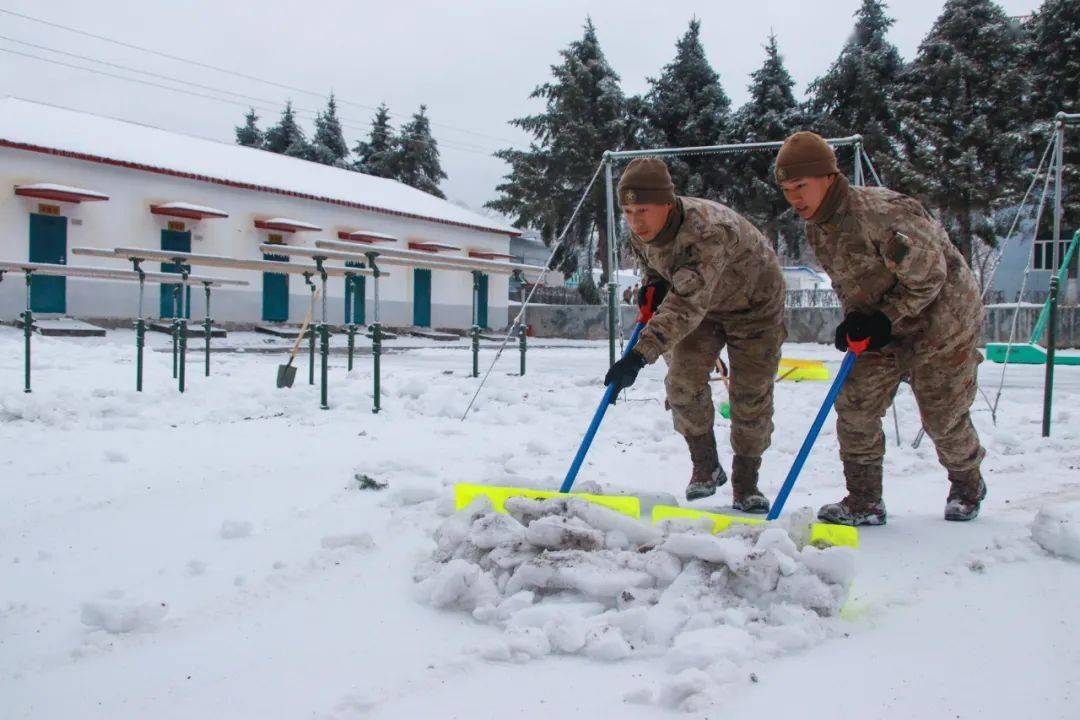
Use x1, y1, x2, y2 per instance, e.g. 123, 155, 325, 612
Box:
287, 289, 319, 363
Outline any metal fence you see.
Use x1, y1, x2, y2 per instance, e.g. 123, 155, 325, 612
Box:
510, 285, 586, 305
784, 289, 840, 308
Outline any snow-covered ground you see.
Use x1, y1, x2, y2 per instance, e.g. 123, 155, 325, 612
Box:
2, 325, 1078, 719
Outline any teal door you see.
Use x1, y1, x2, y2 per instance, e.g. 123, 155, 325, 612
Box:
345, 272, 366, 325
29, 214, 67, 313
413, 269, 431, 327
262, 253, 289, 322
159, 229, 191, 318
477, 273, 489, 329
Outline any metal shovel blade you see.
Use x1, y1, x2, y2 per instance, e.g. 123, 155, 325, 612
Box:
276, 362, 297, 388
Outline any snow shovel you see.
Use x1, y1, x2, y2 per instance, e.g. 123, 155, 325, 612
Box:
276, 289, 319, 389
452, 288, 663, 518
767, 338, 868, 521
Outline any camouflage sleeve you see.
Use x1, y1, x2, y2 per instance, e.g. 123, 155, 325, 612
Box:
876, 202, 947, 323
633, 230, 731, 364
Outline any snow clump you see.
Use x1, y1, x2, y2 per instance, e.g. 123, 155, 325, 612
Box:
1031, 502, 1080, 561
414, 495, 856, 710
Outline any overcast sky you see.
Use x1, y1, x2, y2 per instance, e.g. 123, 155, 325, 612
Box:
0, 0, 1039, 214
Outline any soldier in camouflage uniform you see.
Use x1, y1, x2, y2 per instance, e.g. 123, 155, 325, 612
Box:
774, 131, 987, 525
603, 158, 786, 511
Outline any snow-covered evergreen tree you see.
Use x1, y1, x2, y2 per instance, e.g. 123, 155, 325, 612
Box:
729, 34, 803, 258
312, 93, 350, 167
891, 0, 1028, 264
1026, 0, 1079, 240
263, 100, 306, 154
488, 18, 631, 281
235, 108, 263, 148
353, 104, 397, 178
804, 0, 903, 173
393, 106, 447, 198
641, 18, 732, 200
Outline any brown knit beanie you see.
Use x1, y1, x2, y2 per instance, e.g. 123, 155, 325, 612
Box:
617, 158, 676, 205
774, 131, 839, 182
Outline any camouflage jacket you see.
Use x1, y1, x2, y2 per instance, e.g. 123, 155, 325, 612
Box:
807, 183, 982, 354
628, 197, 785, 364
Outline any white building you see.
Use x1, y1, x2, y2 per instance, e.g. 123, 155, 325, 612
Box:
781, 265, 831, 291
0, 98, 518, 329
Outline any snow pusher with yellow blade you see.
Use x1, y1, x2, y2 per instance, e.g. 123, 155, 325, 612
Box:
453, 291, 860, 549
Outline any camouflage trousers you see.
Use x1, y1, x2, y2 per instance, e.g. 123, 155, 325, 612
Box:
662, 317, 785, 458
836, 340, 986, 474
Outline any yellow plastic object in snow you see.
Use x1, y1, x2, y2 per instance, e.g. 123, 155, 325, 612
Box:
454, 483, 641, 519
777, 358, 830, 382
650, 505, 858, 549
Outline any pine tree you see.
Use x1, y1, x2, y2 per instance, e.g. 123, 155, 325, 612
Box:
312, 93, 350, 167
891, 0, 1028, 264
642, 18, 733, 200
729, 34, 803, 258
488, 18, 631, 282
263, 102, 304, 154
393, 105, 447, 198
1026, 0, 1079, 241
235, 108, 263, 148
804, 0, 903, 171
353, 104, 397, 178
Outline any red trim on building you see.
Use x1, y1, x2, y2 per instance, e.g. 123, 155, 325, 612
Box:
15, 186, 109, 203
408, 241, 461, 253
1, 140, 519, 237
469, 250, 516, 260
151, 204, 228, 220
254, 218, 321, 233
337, 230, 398, 244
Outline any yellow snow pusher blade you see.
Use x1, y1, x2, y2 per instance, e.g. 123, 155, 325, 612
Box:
454, 483, 641, 519
777, 358, 830, 382
651, 505, 859, 549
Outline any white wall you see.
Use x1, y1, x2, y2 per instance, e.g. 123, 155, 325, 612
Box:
0, 148, 511, 328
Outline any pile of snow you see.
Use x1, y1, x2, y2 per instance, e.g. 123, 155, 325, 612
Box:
415, 495, 856, 710
1031, 502, 1080, 562
80, 594, 169, 634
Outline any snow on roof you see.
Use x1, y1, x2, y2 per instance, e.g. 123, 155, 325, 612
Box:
0, 98, 517, 237
151, 201, 228, 218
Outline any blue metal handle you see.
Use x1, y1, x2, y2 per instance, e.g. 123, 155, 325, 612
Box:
561, 321, 646, 493
767, 350, 859, 520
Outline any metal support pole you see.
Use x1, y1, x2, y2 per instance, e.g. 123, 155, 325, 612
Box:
133, 259, 145, 392
853, 140, 864, 187
177, 265, 189, 393
21, 269, 32, 393
1042, 276, 1059, 438
171, 284, 180, 379
303, 273, 316, 386
366, 252, 382, 414
345, 273, 356, 372
470, 270, 481, 378
1053, 114, 1066, 299
347, 323, 357, 372
315, 258, 329, 410
203, 283, 212, 377
518, 324, 527, 376
604, 156, 617, 368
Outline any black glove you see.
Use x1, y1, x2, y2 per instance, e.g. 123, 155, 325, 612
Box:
834, 310, 892, 352
636, 280, 668, 314
603, 350, 646, 404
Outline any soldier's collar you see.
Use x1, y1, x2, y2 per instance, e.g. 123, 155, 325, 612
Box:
810, 174, 850, 233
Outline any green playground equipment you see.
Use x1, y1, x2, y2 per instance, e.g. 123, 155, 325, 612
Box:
984, 229, 1080, 366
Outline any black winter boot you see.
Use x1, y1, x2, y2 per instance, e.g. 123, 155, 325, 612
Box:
945, 468, 987, 521
684, 431, 728, 501
731, 455, 770, 514
817, 461, 887, 526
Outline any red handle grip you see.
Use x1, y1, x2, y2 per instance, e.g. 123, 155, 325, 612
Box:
846, 335, 869, 356
638, 285, 656, 323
